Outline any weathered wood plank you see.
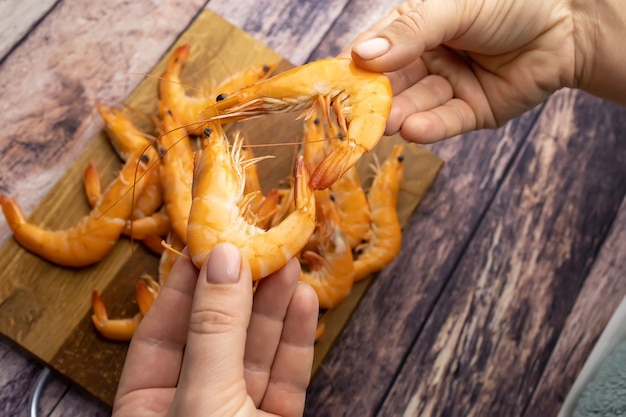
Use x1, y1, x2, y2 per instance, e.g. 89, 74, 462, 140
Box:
0, 0, 58, 59
376, 90, 626, 417
525, 196, 626, 416
207, 0, 348, 65
46, 386, 108, 417
304, 110, 542, 416
308, 0, 401, 61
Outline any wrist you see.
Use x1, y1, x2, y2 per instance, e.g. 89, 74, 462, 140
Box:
569, 0, 626, 104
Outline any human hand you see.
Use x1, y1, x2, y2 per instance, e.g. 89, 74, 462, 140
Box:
112, 243, 319, 417
343, 0, 581, 143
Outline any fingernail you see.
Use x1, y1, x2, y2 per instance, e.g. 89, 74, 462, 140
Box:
205, 243, 242, 284
353, 37, 390, 60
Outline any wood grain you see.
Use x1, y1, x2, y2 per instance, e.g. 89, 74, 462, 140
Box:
377, 90, 626, 417
525, 195, 626, 416
0, 0, 58, 59
304, 108, 543, 417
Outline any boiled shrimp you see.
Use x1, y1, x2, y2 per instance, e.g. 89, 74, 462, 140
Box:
91, 275, 160, 341
0, 149, 149, 267
187, 124, 316, 280
91, 232, 182, 341
353, 145, 404, 282
96, 104, 163, 219
156, 101, 194, 243
330, 164, 370, 249
299, 189, 354, 309
159, 44, 277, 134
122, 207, 171, 239
200, 58, 392, 189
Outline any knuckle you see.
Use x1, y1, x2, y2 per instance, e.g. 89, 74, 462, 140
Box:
188, 307, 238, 335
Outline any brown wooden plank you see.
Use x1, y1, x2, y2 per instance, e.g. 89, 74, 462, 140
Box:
374, 90, 626, 417
304, 110, 541, 416
0, 0, 58, 59
524, 196, 626, 416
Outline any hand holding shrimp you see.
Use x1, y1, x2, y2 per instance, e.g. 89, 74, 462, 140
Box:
200, 58, 392, 190
187, 124, 317, 280
112, 243, 319, 417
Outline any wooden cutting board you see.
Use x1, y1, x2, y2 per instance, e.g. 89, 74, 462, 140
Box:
0, 9, 443, 406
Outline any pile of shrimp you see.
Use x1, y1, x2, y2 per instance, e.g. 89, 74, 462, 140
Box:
0, 44, 404, 342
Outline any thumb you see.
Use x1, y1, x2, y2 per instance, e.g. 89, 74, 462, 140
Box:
175, 242, 253, 412
351, 0, 467, 72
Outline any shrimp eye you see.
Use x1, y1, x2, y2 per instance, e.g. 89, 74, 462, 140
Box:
262, 64, 270, 72
216, 93, 228, 102
140, 154, 150, 163
166, 108, 173, 117
313, 118, 320, 125
397, 155, 404, 163
329, 193, 335, 202
158, 146, 167, 156
204, 127, 213, 137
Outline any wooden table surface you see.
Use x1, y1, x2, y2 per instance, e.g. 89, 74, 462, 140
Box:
1, 1, 625, 416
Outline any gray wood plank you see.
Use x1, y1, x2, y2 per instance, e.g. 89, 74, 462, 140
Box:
207, 0, 348, 65
525, 196, 626, 416
0, 0, 58, 59
376, 90, 626, 417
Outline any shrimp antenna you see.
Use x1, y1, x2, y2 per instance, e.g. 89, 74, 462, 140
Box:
160, 239, 190, 260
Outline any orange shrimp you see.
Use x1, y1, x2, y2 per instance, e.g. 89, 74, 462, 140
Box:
91, 276, 159, 341
156, 101, 194, 243
91, 232, 183, 341
302, 115, 327, 172
200, 58, 392, 190
122, 207, 171, 239
324, 118, 371, 248
330, 164, 370, 249
215, 61, 278, 98
299, 189, 354, 309
187, 124, 316, 280
0, 149, 149, 267
353, 145, 404, 282
83, 162, 102, 208
159, 44, 277, 134
96, 104, 163, 220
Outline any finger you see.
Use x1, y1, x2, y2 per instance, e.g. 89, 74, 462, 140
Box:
384, 57, 428, 96
175, 243, 253, 410
244, 258, 302, 406
259, 282, 319, 417
351, 0, 470, 73
115, 250, 198, 398
399, 98, 478, 144
385, 74, 454, 136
